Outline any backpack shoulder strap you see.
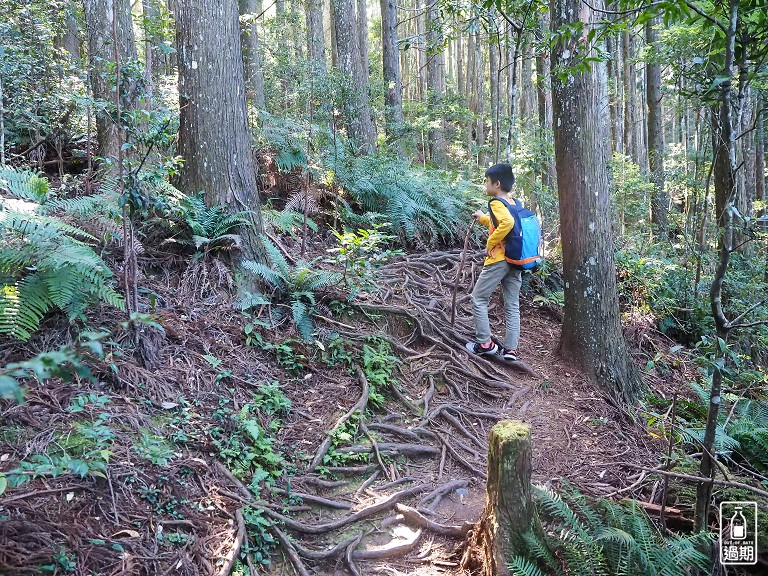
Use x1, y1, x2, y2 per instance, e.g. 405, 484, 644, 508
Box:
488, 197, 517, 228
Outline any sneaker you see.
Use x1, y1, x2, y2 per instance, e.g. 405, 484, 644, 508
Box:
501, 347, 518, 361
465, 340, 499, 356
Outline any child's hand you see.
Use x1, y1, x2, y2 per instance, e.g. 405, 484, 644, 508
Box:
471, 210, 484, 220
485, 246, 492, 258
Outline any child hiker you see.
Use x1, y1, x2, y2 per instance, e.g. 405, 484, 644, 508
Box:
465, 163, 522, 361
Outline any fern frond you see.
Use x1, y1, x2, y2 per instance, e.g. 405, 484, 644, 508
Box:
0, 165, 49, 202
291, 299, 313, 341
261, 236, 290, 277
508, 557, 545, 576
0, 210, 97, 242
242, 260, 286, 289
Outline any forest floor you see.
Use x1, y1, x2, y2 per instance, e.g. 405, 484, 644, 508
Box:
0, 234, 694, 576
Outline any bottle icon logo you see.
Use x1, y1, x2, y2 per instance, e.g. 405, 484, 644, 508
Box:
720, 501, 757, 566
730, 507, 747, 540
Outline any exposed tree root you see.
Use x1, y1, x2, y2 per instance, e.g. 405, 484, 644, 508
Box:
307, 367, 370, 473
394, 504, 474, 538
217, 509, 247, 576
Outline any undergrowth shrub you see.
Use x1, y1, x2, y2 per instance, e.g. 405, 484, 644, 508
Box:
242, 237, 341, 340
514, 483, 712, 576
255, 114, 475, 248
0, 166, 125, 340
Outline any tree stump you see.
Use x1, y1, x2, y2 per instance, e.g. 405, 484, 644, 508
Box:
461, 420, 542, 575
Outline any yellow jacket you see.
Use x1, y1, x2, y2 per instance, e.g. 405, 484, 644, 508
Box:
477, 197, 515, 266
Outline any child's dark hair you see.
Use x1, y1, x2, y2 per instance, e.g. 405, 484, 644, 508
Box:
485, 163, 515, 192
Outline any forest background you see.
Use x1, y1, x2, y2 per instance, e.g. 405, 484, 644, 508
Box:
0, 0, 767, 573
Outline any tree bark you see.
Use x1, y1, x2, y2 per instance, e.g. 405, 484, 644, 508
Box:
551, 0, 641, 403
357, 0, 370, 79
534, 17, 555, 191
83, 0, 139, 163
416, 0, 426, 101
490, 26, 500, 163
646, 17, 668, 233
332, 0, 376, 151
426, 0, 445, 166
461, 421, 543, 576
476, 34, 486, 167
520, 41, 535, 129
171, 0, 265, 264
505, 24, 520, 163
307, 0, 326, 73
61, 10, 81, 61
380, 0, 403, 141
621, 30, 638, 164
239, 0, 267, 110
457, 34, 464, 105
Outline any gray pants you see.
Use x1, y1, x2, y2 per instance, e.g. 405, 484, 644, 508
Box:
471, 261, 522, 349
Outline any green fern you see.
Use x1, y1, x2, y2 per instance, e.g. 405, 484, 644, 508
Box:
242, 236, 341, 341
262, 207, 318, 239
180, 194, 250, 252
331, 153, 472, 247
518, 482, 712, 576
255, 113, 308, 172
0, 171, 125, 340
728, 399, 768, 471
0, 165, 50, 202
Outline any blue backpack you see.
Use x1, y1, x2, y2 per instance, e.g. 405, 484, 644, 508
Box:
487, 197, 543, 270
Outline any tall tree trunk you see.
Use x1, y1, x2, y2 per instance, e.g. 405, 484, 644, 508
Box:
638, 62, 648, 173
535, 19, 555, 192
695, 0, 738, 533
621, 31, 637, 163
239, 0, 267, 110
357, 0, 370, 79
307, 0, 326, 73
519, 42, 535, 129
646, 17, 668, 233
606, 34, 618, 152
476, 34, 486, 166
171, 0, 265, 263
551, 0, 641, 403
83, 0, 139, 162
426, 0, 445, 165
457, 34, 465, 103
416, 1, 426, 101
490, 30, 500, 163
332, 0, 376, 150
613, 34, 624, 155
505, 24, 520, 162
61, 10, 81, 61
467, 32, 476, 159
328, 0, 338, 67
380, 0, 403, 139
756, 94, 765, 216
